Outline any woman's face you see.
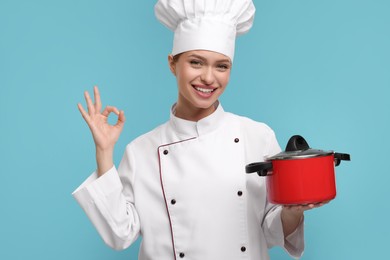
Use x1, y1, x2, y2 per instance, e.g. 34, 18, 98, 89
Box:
169, 50, 231, 121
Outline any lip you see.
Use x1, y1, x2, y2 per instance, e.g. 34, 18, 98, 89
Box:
192, 84, 217, 97
192, 84, 216, 90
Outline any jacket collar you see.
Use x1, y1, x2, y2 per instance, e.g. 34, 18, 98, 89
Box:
169, 101, 226, 138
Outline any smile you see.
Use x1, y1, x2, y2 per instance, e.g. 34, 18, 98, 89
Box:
193, 86, 216, 93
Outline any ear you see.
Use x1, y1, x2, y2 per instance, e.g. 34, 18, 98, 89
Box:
168, 54, 176, 76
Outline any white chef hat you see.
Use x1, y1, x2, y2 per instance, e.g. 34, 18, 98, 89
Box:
154, 0, 255, 62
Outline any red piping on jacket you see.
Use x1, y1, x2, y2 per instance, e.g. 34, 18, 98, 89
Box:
157, 137, 197, 260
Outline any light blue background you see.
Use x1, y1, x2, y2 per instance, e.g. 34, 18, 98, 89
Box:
1, 0, 389, 259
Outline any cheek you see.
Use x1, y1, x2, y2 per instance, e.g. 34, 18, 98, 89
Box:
218, 73, 230, 87
176, 73, 192, 92
177, 68, 199, 84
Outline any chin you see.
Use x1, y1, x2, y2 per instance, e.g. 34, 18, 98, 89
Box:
192, 99, 217, 109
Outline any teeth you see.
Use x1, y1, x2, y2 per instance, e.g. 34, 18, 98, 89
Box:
195, 87, 214, 93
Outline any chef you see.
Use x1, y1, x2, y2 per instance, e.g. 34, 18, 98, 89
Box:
73, 0, 318, 259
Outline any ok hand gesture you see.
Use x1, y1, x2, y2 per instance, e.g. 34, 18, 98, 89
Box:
77, 86, 125, 175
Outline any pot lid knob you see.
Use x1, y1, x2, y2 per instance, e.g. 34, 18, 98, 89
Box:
285, 135, 310, 151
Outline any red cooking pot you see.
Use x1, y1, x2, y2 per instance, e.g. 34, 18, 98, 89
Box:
246, 135, 350, 205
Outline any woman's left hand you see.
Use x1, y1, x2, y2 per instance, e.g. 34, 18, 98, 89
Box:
283, 201, 329, 214
281, 201, 329, 237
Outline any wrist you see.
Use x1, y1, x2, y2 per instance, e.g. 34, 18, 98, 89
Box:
281, 207, 304, 222
96, 144, 114, 154
95, 147, 114, 177
281, 207, 304, 237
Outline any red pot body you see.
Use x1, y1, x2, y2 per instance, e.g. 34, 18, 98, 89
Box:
266, 154, 336, 204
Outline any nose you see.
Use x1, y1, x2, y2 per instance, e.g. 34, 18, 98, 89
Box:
200, 67, 215, 85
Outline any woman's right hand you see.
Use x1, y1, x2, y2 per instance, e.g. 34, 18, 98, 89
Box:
78, 86, 126, 176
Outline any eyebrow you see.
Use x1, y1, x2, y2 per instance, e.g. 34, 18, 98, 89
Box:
188, 54, 231, 64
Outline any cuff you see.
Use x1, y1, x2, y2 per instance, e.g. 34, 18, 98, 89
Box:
284, 215, 305, 259
72, 166, 123, 210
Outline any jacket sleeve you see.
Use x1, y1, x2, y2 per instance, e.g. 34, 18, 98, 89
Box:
262, 204, 304, 259
72, 145, 140, 250
261, 130, 305, 259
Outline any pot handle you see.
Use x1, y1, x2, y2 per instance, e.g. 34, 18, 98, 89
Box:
334, 153, 351, 166
245, 162, 273, 176
286, 135, 310, 151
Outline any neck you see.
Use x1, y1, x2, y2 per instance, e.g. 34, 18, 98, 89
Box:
174, 102, 217, 122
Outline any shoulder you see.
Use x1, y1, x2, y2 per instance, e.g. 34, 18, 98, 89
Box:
224, 111, 281, 156
225, 111, 276, 138
125, 121, 168, 152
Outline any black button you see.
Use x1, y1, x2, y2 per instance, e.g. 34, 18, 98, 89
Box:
234, 138, 239, 143
237, 191, 243, 196
163, 150, 168, 155
171, 199, 176, 205
241, 246, 246, 252
179, 252, 185, 258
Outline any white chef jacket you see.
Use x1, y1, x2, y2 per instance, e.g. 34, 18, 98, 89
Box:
73, 103, 304, 260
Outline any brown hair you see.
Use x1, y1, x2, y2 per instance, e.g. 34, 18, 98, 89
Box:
172, 53, 182, 63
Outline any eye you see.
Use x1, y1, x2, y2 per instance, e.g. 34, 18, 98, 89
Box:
189, 59, 203, 68
216, 63, 230, 72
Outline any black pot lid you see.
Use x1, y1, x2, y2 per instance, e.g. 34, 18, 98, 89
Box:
266, 135, 333, 160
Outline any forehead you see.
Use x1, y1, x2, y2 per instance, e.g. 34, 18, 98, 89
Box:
181, 50, 231, 63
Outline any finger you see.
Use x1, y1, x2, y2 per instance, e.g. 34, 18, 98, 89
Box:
302, 204, 320, 211
102, 106, 120, 117
77, 103, 91, 124
116, 110, 126, 128
94, 86, 102, 112
84, 91, 95, 114
284, 205, 301, 211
